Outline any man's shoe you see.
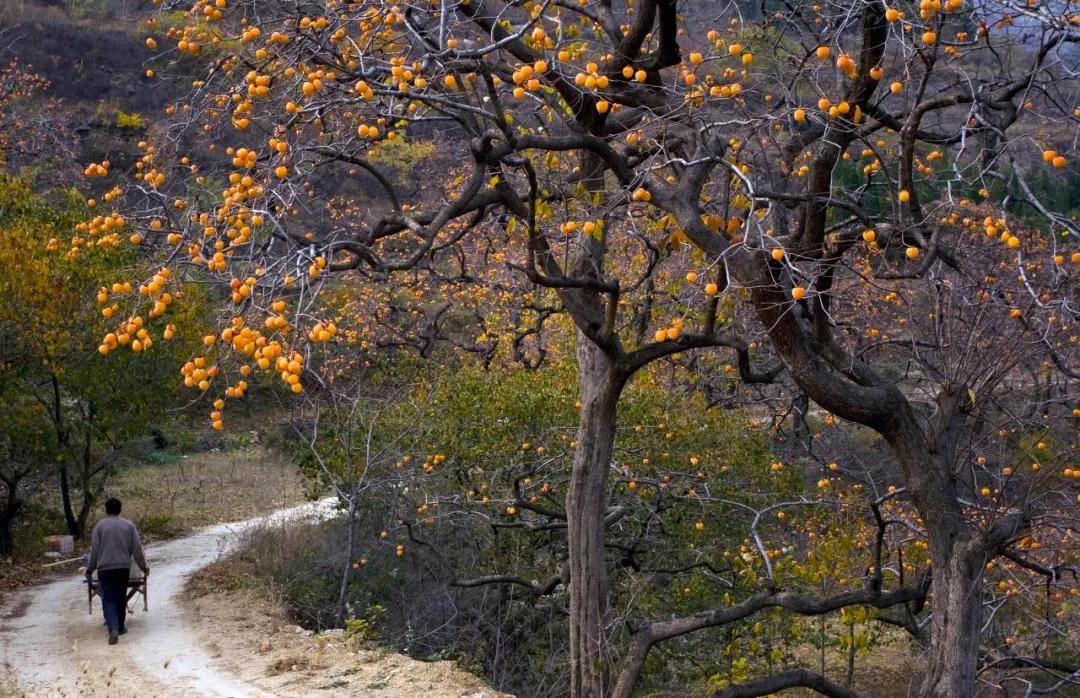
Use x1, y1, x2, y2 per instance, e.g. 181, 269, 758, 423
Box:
118, 627, 128, 635
108, 629, 118, 645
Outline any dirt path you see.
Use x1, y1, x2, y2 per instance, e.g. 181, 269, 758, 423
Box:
0, 500, 337, 697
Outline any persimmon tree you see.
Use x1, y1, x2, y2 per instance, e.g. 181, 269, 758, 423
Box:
288, 367, 426, 626
70, 0, 1079, 695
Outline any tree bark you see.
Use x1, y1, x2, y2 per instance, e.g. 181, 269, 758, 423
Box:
728, 261, 988, 698
59, 462, 79, 538
567, 332, 624, 697
76, 488, 93, 540
887, 424, 985, 698
336, 491, 359, 627
75, 408, 98, 539
916, 534, 983, 696
0, 518, 12, 556
50, 374, 82, 539
0, 476, 21, 556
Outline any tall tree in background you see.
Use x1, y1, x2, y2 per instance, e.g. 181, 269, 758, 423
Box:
73, 0, 1078, 695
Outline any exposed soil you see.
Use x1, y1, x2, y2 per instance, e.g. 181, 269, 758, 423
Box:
0, 499, 501, 697
184, 587, 506, 698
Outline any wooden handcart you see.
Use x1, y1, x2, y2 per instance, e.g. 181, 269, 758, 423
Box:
86, 573, 148, 614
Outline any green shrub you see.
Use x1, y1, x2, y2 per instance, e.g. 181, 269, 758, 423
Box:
116, 110, 144, 130
142, 449, 182, 466
343, 605, 385, 645
136, 513, 176, 538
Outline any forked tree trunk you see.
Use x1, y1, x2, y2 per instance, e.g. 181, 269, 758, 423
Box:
733, 236, 990, 698
567, 333, 623, 698
917, 538, 983, 696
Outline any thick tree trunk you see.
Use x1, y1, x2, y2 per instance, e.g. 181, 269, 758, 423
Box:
916, 539, 982, 696
888, 429, 984, 698
735, 270, 987, 697
882, 418, 983, 697
567, 334, 623, 698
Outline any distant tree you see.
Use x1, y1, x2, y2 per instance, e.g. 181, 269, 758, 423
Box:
0, 370, 52, 555
0, 57, 76, 183
0, 176, 202, 538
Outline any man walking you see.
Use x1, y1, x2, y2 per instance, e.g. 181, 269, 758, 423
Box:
85, 497, 149, 645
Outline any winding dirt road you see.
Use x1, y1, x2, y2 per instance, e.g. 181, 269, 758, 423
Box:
0, 499, 337, 697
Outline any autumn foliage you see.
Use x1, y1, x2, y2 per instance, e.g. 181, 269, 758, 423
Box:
38, 0, 1080, 695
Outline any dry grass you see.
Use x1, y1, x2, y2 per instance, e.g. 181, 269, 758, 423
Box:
0, 442, 307, 598
0, 674, 19, 698
789, 628, 917, 697
266, 655, 326, 676
105, 445, 307, 542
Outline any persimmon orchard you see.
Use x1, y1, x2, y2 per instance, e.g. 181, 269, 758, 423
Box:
61, 0, 1080, 695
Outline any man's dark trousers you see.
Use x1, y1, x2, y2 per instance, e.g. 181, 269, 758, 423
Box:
98, 568, 130, 632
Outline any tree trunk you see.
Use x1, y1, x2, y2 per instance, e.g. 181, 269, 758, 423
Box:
916, 538, 982, 697
51, 375, 82, 539
75, 416, 99, 539
888, 427, 984, 698
59, 462, 80, 538
76, 491, 93, 540
567, 333, 623, 698
336, 492, 359, 627
0, 479, 19, 556
0, 519, 12, 556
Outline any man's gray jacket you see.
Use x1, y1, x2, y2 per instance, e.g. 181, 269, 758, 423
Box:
85, 516, 148, 575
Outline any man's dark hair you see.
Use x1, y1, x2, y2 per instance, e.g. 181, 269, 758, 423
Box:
104, 497, 122, 516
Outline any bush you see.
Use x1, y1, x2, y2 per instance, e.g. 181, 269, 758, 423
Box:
115, 110, 144, 130
135, 512, 176, 539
